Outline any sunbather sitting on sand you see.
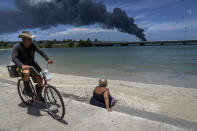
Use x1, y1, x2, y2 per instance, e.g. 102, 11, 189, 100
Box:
90, 79, 115, 112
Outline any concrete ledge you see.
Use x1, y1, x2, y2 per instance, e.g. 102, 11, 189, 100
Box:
0, 81, 191, 131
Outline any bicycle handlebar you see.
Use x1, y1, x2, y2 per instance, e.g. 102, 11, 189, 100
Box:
30, 62, 49, 76
30, 66, 40, 75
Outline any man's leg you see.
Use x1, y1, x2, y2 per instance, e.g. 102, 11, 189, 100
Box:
22, 70, 34, 96
23, 69, 30, 81
36, 78, 45, 103
37, 78, 43, 88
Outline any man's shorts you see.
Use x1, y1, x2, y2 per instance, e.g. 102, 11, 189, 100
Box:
16, 62, 42, 83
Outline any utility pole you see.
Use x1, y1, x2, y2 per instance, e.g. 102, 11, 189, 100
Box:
54, 31, 55, 41
108, 32, 110, 41
184, 9, 192, 40
184, 26, 187, 40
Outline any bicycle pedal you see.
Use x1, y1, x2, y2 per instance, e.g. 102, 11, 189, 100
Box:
32, 95, 37, 102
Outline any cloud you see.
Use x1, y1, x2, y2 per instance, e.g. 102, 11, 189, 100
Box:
145, 22, 185, 33
29, 0, 55, 4
51, 27, 117, 37
135, 14, 146, 20
186, 9, 192, 15
106, 0, 183, 11
139, 20, 197, 34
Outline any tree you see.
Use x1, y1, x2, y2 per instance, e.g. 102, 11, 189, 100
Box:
36, 40, 43, 48
94, 38, 98, 42
45, 42, 53, 48
0, 41, 3, 47
87, 38, 91, 43
53, 39, 57, 44
66, 39, 73, 42
78, 40, 84, 47
87, 38, 93, 47
68, 42, 74, 47
78, 39, 93, 47
3, 42, 8, 47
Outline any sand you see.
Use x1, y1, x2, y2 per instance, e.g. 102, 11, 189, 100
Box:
0, 65, 197, 130
52, 74, 197, 121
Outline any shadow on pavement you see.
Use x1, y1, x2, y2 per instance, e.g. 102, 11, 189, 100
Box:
18, 102, 68, 125
59, 119, 68, 125
113, 105, 197, 130
18, 102, 47, 117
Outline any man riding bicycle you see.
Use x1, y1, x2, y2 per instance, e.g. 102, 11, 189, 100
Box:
12, 31, 53, 103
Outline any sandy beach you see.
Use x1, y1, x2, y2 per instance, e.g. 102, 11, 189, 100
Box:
51, 73, 197, 123
0, 65, 197, 130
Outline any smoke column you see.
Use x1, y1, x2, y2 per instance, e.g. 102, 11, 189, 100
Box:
0, 0, 146, 41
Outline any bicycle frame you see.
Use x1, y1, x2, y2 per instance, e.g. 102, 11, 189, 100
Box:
30, 65, 48, 88
31, 65, 57, 103
27, 65, 50, 102
32, 73, 47, 88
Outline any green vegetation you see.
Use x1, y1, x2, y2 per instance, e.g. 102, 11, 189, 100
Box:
36, 38, 95, 48
0, 41, 14, 49
94, 38, 98, 42
78, 38, 93, 47
0, 38, 98, 49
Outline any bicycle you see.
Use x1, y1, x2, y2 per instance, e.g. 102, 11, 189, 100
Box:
7, 63, 65, 121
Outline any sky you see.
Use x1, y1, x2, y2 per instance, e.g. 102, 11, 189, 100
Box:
0, 0, 197, 41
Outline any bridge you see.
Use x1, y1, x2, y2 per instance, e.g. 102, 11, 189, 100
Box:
93, 40, 197, 46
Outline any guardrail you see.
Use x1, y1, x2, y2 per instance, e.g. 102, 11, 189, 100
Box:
93, 40, 197, 46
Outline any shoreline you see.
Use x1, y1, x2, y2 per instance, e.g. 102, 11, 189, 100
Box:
0, 48, 11, 50
1, 66, 197, 124
49, 71, 193, 89
1, 64, 192, 89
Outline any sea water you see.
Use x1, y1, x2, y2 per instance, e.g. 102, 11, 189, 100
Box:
1, 45, 197, 88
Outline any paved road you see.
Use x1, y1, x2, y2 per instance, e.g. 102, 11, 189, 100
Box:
0, 80, 192, 131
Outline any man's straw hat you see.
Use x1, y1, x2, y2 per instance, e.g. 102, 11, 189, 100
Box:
18, 31, 36, 39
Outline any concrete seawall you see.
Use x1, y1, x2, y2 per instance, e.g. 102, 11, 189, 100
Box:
0, 80, 191, 131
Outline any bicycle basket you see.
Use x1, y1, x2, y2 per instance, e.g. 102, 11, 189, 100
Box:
7, 65, 19, 78
44, 69, 52, 81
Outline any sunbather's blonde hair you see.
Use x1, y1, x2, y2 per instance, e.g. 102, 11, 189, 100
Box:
99, 78, 107, 87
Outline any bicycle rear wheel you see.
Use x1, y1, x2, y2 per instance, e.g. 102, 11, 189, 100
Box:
44, 85, 65, 120
17, 79, 34, 106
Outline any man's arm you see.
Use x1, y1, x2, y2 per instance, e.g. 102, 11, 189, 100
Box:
12, 45, 23, 67
33, 43, 50, 61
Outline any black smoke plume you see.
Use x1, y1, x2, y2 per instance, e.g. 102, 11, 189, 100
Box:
0, 0, 146, 41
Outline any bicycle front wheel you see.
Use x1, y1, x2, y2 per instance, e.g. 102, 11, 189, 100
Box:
44, 85, 65, 120
17, 79, 34, 106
